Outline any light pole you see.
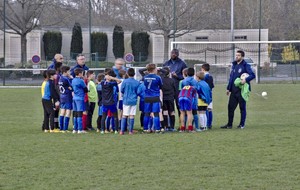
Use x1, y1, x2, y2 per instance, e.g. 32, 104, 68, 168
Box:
231, 0, 235, 61
173, 0, 176, 48
257, 0, 262, 83
3, 0, 6, 86
89, 0, 92, 61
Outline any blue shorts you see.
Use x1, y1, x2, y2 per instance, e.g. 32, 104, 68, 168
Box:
102, 105, 117, 113
179, 97, 192, 111
98, 105, 103, 116
139, 100, 145, 112
118, 100, 123, 110
144, 102, 160, 113
60, 102, 72, 110
73, 100, 85, 112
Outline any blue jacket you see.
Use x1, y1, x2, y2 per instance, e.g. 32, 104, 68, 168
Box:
47, 59, 56, 70
181, 76, 198, 88
70, 64, 89, 78
227, 59, 255, 93
121, 78, 142, 105
197, 80, 212, 104
163, 58, 187, 90
113, 66, 127, 79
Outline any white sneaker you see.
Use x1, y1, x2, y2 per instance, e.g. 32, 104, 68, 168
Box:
195, 128, 202, 132
100, 131, 104, 134
72, 130, 77, 134
78, 130, 87, 134
114, 131, 118, 134
44, 130, 49, 133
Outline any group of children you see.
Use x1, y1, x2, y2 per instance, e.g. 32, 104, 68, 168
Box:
41, 62, 214, 134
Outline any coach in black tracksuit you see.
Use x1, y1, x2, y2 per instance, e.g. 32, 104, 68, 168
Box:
220, 50, 255, 129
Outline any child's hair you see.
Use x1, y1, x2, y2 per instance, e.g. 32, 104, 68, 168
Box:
187, 68, 195, 77
47, 69, 56, 78
104, 68, 112, 75
87, 70, 94, 78
74, 68, 84, 76
162, 66, 170, 77
43, 70, 48, 79
196, 71, 205, 80
61, 66, 70, 74
127, 68, 135, 77
119, 69, 127, 78
182, 68, 188, 77
97, 73, 105, 82
107, 69, 117, 77
201, 63, 210, 72
146, 63, 156, 72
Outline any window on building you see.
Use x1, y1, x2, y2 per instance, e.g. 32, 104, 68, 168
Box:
234, 36, 247, 40
196, 36, 208, 41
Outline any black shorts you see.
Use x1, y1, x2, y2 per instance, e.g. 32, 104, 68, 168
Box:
162, 100, 175, 112
198, 106, 208, 111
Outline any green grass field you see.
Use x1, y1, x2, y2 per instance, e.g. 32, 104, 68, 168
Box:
0, 84, 299, 190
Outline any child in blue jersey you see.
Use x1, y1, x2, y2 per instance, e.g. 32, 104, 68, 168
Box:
120, 68, 142, 135
201, 64, 214, 129
100, 70, 121, 134
42, 69, 60, 133
58, 66, 73, 132
196, 71, 212, 131
143, 63, 163, 133
72, 68, 88, 134
96, 73, 105, 132
178, 84, 197, 132
181, 68, 200, 131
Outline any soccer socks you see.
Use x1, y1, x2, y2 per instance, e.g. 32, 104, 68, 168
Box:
77, 117, 83, 131
193, 114, 199, 130
106, 117, 111, 131
163, 115, 168, 128
59, 116, 64, 131
170, 115, 175, 129
143, 116, 150, 131
111, 117, 116, 131
82, 114, 87, 130
97, 116, 102, 130
207, 110, 213, 127
121, 118, 127, 132
129, 118, 134, 133
73, 117, 78, 131
199, 113, 207, 129
64, 117, 70, 131
153, 116, 160, 131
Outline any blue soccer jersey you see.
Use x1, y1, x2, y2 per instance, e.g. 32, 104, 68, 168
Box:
143, 74, 163, 98
59, 75, 73, 103
101, 80, 118, 106
72, 77, 86, 101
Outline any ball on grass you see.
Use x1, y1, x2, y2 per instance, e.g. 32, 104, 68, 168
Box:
262, 92, 267, 97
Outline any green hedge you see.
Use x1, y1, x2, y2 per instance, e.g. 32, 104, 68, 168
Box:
91, 32, 108, 61
43, 31, 62, 60
113, 25, 124, 59
70, 22, 83, 59
131, 31, 150, 62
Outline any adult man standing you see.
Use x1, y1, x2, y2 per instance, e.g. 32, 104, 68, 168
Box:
112, 58, 127, 79
163, 49, 187, 116
220, 50, 255, 129
70, 54, 89, 78
48, 54, 64, 70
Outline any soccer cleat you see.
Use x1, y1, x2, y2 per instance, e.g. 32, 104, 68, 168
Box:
78, 130, 87, 134
220, 124, 232, 129
44, 130, 49, 133
129, 132, 133, 135
114, 131, 118, 134
237, 125, 245, 129
100, 131, 104, 134
105, 130, 110, 134
119, 131, 124, 135
87, 127, 95, 131
143, 130, 150, 133
72, 130, 77, 134
155, 130, 161, 133
195, 128, 202, 132
53, 128, 60, 132
96, 129, 100, 133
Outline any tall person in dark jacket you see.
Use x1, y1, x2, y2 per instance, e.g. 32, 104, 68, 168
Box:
70, 54, 89, 78
163, 49, 187, 117
220, 50, 255, 129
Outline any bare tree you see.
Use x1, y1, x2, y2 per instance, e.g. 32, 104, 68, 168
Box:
0, 0, 73, 65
